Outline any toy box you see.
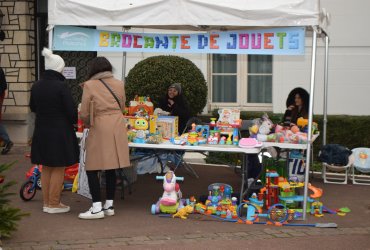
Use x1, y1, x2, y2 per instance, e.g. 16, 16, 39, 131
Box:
217, 108, 240, 126
157, 116, 179, 139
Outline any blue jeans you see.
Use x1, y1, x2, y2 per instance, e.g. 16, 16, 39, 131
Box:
0, 122, 10, 143
0, 92, 10, 143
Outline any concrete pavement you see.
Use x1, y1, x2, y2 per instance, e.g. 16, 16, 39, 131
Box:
1, 146, 370, 249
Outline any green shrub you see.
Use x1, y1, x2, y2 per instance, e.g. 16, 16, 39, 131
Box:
125, 55, 207, 116
0, 163, 29, 238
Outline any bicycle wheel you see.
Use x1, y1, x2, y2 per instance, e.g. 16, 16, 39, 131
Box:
20, 181, 36, 201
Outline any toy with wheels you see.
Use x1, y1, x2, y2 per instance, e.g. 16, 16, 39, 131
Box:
20, 165, 41, 201
151, 171, 185, 214
20, 163, 79, 201
238, 202, 294, 225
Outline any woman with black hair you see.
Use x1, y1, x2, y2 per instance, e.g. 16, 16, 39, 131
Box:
282, 87, 310, 126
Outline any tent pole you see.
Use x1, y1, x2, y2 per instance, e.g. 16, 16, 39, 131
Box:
302, 28, 317, 220
323, 35, 329, 146
122, 51, 127, 81
48, 25, 53, 50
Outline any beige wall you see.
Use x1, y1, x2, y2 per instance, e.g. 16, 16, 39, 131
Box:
0, 0, 35, 144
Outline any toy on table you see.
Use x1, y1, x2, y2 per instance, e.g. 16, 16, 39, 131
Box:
128, 95, 154, 118
195, 124, 209, 144
187, 131, 199, 146
210, 118, 217, 126
207, 130, 220, 144
133, 118, 149, 143
207, 109, 241, 145
151, 171, 185, 215
172, 205, 194, 219
297, 117, 319, 134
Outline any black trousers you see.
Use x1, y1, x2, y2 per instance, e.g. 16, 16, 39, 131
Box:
86, 169, 116, 203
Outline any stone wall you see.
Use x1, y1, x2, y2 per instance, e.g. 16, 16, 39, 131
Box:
0, 0, 35, 144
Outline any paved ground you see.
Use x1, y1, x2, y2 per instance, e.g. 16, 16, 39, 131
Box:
1, 146, 370, 250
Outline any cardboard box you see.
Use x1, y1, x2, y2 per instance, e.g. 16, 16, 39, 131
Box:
156, 116, 179, 139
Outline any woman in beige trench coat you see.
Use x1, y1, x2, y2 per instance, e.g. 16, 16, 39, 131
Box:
78, 57, 130, 220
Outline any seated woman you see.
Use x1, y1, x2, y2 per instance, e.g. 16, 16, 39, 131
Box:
282, 87, 309, 126
157, 83, 191, 135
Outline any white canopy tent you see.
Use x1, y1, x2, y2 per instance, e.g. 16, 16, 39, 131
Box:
48, 0, 330, 220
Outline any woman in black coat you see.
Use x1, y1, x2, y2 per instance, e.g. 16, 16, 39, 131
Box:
158, 83, 191, 134
30, 48, 79, 214
282, 87, 310, 126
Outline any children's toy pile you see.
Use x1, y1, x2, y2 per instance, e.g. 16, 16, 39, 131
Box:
248, 113, 319, 144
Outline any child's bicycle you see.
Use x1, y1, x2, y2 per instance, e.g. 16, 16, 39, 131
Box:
19, 155, 79, 201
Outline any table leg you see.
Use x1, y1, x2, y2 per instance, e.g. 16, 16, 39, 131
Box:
240, 153, 249, 203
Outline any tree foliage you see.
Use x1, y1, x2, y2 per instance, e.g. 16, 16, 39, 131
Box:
0, 162, 29, 238
125, 55, 208, 116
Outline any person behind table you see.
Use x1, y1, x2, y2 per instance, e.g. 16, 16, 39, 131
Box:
29, 48, 79, 214
158, 83, 191, 134
0, 67, 14, 154
79, 57, 130, 220
282, 87, 309, 126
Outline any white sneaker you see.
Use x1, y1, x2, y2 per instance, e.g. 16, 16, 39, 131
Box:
103, 206, 115, 216
43, 206, 49, 213
78, 207, 104, 219
47, 204, 70, 214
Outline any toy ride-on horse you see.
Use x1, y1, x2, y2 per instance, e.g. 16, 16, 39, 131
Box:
151, 171, 186, 214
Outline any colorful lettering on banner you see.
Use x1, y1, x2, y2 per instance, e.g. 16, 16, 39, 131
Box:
122, 34, 132, 48
181, 35, 190, 49
53, 26, 305, 55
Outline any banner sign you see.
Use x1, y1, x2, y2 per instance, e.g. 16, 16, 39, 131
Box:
53, 26, 305, 55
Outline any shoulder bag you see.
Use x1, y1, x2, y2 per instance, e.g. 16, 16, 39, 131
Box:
99, 79, 121, 109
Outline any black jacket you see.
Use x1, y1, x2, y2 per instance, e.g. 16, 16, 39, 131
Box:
158, 94, 190, 134
30, 70, 79, 167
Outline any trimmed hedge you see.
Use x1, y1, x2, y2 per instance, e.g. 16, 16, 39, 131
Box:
125, 55, 207, 116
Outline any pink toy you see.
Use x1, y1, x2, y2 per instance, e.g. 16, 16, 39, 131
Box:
151, 171, 185, 215
160, 171, 182, 206
238, 138, 263, 148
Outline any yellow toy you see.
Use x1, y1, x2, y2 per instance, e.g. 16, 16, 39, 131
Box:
133, 118, 149, 143
172, 205, 194, 219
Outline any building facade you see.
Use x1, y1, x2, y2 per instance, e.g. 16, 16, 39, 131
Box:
0, 0, 35, 144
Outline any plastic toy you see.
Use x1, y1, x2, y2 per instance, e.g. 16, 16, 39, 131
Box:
151, 171, 185, 215
194, 183, 238, 219
210, 118, 216, 126
241, 203, 294, 225
238, 138, 263, 148
133, 118, 149, 143
172, 205, 194, 219
187, 132, 199, 146
20, 163, 78, 201
128, 95, 154, 116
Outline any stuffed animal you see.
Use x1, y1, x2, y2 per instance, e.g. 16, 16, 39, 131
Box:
256, 114, 273, 142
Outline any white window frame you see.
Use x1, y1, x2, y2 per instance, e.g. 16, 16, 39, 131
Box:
208, 54, 273, 112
